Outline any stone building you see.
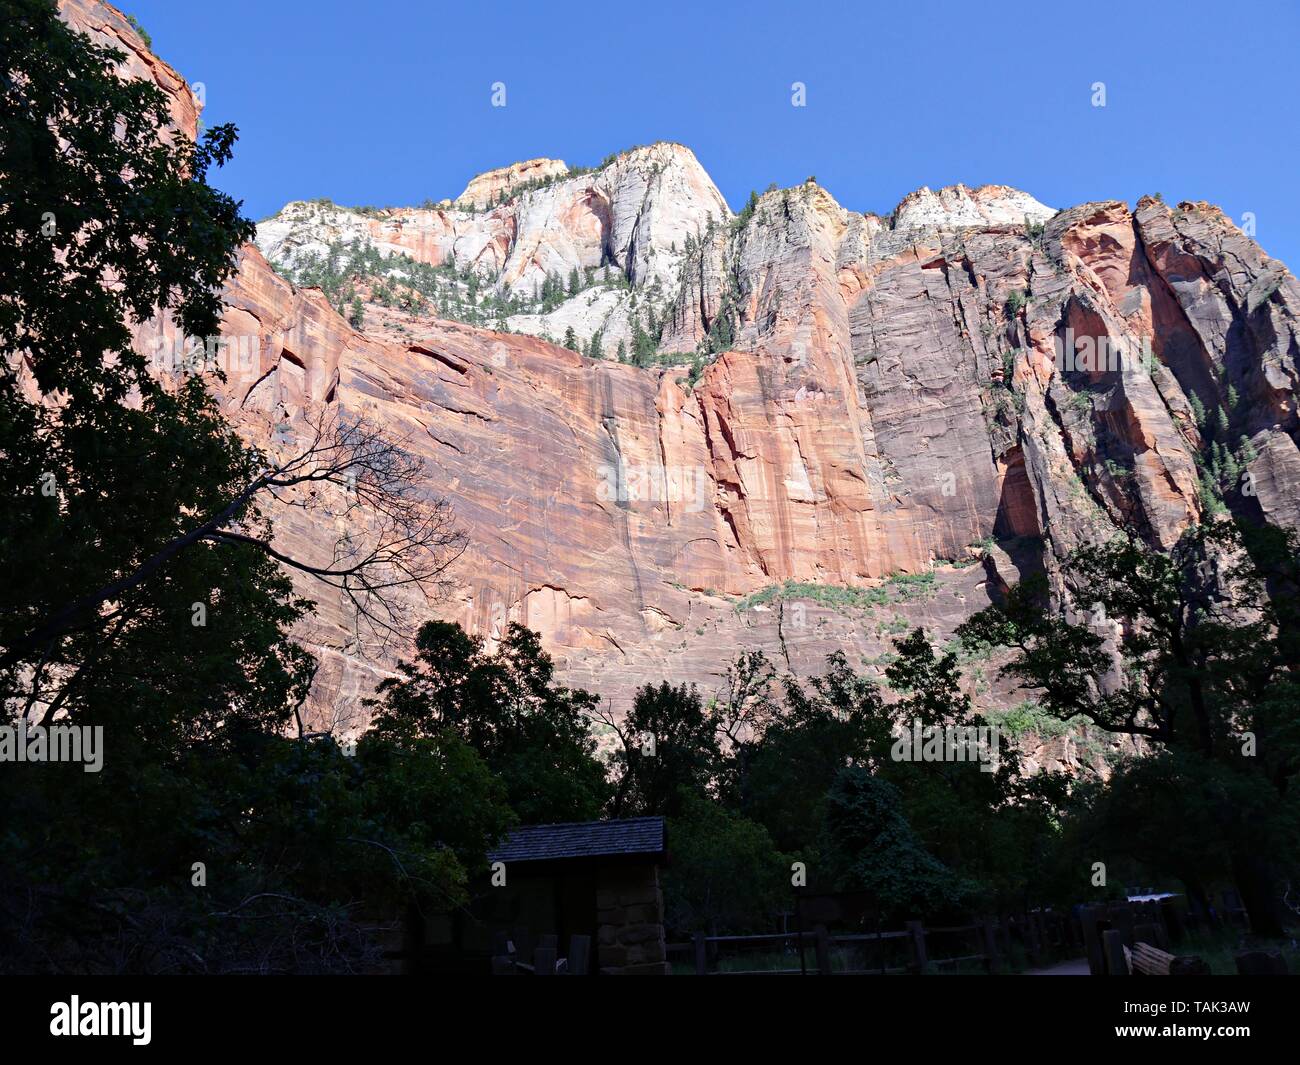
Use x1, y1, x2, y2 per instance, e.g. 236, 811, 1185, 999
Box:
483, 816, 670, 975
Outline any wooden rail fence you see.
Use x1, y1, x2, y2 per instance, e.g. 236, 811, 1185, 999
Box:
670, 916, 1020, 975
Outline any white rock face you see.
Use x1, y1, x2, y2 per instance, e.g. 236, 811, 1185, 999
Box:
894, 183, 1055, 230
455, 157, 570, 209
257, 144, 729, 293
255, 150, 1057, 356
255, 200, 514, 276
256, 200, 394, 266
255, 143, 731, 353
506, 286, 630, 356
597, 143, 732, 288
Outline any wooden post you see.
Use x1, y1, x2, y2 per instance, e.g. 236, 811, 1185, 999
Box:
1133, 921, 1167, 952
1159, 898, 1184, 945
1101, 929, 1128, 975
906, 920, 927, 974
567, 934, 591, 976
513, 925, 535, 965
981, 917, 1000, 972
693, 932, 707, 976
1108, 903, 1135, 945
1041, 913, 1054, 959
1064, 908, 1082, 953
1025, 914, 1043, 966
1080, 906, 1105, 976
813, 925, 832, 975
533, 946, 557, 975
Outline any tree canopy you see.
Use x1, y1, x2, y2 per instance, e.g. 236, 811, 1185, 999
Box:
0, 2, 508, 972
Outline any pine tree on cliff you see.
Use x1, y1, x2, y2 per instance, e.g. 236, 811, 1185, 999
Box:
736, 190, 760, 228
631, 314, 657, 367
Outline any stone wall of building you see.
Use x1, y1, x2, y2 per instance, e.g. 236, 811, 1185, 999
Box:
596, 863, 670, 975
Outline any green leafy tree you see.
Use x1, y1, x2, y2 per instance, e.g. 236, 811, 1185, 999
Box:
123, 12, 152, 49
368, 621, 610, 823
0, 0, 297, 753
1067, 751, 1235, 915
957, 520, 1300, 935
882, 630, 1067, 912
738, 652, 883, 851
601, 681, 720, 818
710, 650, 779, 805
0, 3, 503, 972
727, 639, 1064, 914
662, 791, 791, 936
821, 768, 978, 923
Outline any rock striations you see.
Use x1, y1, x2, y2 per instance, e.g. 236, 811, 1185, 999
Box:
63, 3, 1300, 761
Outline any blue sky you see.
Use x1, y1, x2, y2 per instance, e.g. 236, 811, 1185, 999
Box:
127, 0, 1300, 267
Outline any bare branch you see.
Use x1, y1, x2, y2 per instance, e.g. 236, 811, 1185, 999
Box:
2, 408, 466, 674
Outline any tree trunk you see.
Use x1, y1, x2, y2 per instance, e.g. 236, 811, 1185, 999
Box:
1232, 850, 1285, 938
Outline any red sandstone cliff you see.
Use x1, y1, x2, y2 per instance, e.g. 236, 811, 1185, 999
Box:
60, 4, 1300, 760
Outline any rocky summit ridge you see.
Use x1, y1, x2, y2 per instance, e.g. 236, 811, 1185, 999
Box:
255, 145, 1060, 362
61, 2, 1300, 774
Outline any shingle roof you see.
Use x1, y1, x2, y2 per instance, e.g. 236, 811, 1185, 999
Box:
488, 817, 666, 864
